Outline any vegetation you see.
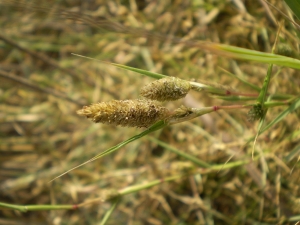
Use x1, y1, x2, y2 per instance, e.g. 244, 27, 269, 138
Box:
0, 0, 299, 224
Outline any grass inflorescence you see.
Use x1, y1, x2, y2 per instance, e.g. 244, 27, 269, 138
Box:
77, 99, 170, 128
1, 1, 300, 225
140, 76, 191, 101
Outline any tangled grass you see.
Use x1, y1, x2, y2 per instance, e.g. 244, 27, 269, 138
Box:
0, 0, 300, 224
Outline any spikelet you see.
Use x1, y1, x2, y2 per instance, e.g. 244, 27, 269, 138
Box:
275, 43, 294, 57
247, 104, 264, 121
172, 105, 194, 118
77, 99, 170, 128
140, 77, 191, 101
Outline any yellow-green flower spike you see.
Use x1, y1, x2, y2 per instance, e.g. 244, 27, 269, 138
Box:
140, 77, 191, 101
77, 99, 170, 128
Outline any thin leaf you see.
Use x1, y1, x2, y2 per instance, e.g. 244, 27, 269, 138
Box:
285, 143, 300, 162
284, 0, 300, 20
71, 53, 166, 79
99, 197, 120, 225
252, 101, 269, 164
49, 120, 168, 182
0, 202, 74, 212
257, 64, 273, 105
259, 97, 300, 135
215, 44, 300, 69
219, 67, 261, 92
148, 137, 211, 168
252, 63, 273, 160
216, 96, 257, 101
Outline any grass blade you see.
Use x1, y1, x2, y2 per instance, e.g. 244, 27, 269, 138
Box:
220, 68, 261, 92
215, 44, 300, 69
285, 143, 300, 161
49, 120, 168, 182
99, 198, 120, 225
284, 0, 300, 19
72, 53, 166, 79
0, 202, 74, 212
259, 97, 300, 135
148, 137, 211, 168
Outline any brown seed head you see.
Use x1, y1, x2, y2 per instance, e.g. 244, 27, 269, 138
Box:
77, 99, 170, 128
140, 77, 191, 101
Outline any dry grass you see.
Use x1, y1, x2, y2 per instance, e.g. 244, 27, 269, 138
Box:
0, 0, 299, 224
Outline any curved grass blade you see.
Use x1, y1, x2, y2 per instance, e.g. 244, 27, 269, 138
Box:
285, 143, 300, 162
49, 120, 168, 182
214, 44, 300, 70
284, 0, 300, 20
71, 53, 166, 80
259, 97, 300, 135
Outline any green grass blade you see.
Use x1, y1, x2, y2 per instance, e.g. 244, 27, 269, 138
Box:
99, 197, 120, 225
216, 96, 257, 101
91, 120, 168, 160
71, 53, 166, 79
284, 0, 300, 19
216, 44, 300, 69
0, 202, 74, 212
259, 97, 300, 135
50, 120, 168, 182
285, 143, 300, 162
217, 94, 293, 102
257, 64, 273, 105
220, 68, 261, 91
148, 137, 211, 168
107, 62, 166, 79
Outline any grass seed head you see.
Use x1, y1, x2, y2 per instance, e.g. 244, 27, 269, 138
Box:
172, 105, 194, 118
275, 43, 295, 58
247, 104, 264, 121
77, 99, 170, 128
140, 77, 191, 101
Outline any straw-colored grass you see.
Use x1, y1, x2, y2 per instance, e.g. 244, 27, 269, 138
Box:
0, 0, 299, 224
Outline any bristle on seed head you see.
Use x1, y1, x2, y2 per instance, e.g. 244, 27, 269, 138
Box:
77, 99, 169, 128
140, 77, 191, 101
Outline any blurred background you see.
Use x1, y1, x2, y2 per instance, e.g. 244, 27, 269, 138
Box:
0, 0, 299, 224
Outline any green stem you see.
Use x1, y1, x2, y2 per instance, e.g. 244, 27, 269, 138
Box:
148, 137, 211, 168
0, 202, 75, 212
99, 198, 120, 225
257, 64, 273, 105
49, 120, 168, 182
